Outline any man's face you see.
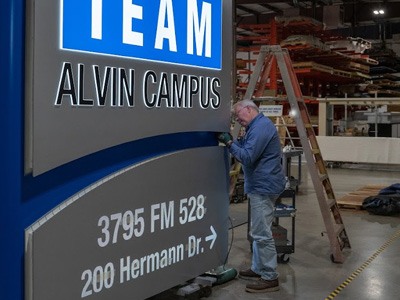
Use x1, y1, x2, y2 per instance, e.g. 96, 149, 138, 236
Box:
233, 105, 252, 127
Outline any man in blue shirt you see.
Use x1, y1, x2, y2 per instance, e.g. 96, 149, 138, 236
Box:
218, 99, 285, 293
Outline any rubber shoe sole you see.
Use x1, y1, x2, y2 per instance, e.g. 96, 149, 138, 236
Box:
245, 279, 279, 293
246, 285, 280, 293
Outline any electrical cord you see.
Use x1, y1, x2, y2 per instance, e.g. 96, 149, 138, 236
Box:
222, 216, 235, 269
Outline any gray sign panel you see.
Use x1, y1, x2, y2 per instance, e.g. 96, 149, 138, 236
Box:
25, 0, 232, 175
25, 147, 229, 300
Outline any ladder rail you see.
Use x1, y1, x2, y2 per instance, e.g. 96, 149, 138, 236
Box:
275, 48, 345, 259
244, 52, 274, 100
231, 50, 276, 202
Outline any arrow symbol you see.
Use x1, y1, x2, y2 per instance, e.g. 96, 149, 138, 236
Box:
205, 225, 217, 249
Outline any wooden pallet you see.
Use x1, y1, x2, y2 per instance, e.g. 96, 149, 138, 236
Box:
337, 184, 387, 210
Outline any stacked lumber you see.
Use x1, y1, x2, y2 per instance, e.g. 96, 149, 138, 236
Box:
275, 16, 325, 32
292, 61, 360, 80
280, 34, 374, 82
337, 184, 387, 210
366, 78, 400, 96
280, 35, 327, 50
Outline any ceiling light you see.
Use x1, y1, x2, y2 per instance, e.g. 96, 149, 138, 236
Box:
373, 9, 385, 15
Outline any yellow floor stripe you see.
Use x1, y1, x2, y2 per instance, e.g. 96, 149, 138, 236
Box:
325, 229, 400, 300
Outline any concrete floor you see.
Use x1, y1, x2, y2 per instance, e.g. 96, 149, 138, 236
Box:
208, 164, 400, 300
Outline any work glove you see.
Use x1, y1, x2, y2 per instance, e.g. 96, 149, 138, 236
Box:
217, 132, 233, 147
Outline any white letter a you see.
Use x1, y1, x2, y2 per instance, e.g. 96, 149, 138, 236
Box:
155, 0, 177, 51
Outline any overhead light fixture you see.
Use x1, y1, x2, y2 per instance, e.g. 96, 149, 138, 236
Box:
373, 9, 385, 15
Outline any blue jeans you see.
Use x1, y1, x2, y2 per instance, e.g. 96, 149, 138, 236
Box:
248, 193, 279, 281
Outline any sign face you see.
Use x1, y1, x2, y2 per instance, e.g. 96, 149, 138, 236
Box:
25, 147, 229, 300
62, 0, 222, 69
25, 0, 232, 175
259, 105, 283, 117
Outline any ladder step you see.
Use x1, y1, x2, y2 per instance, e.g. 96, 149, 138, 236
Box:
334, 224, 349, 250
327, 198, 336, 209
326, 191, 335, 199
320, 174, 329, 182
312, 148, 321, 155
334, 224, 345, 237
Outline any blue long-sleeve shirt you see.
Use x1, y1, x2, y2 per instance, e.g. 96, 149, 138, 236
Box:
229, 113, 285, 195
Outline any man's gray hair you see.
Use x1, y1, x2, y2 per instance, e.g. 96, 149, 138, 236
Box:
232, 99, 259, 112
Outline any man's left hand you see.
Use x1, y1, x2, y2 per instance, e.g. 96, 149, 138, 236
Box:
217, 132, 233, 147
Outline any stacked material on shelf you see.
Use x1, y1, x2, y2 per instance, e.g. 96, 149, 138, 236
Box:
275, 15, 325, 32
280, 34, 374, 82
368, 47, 400, 74
280, 35, 328, 50
367, 77, 400, 96
325, 37, 371, 54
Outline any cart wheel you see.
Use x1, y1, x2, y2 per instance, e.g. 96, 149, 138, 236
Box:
278, 254, 290, 264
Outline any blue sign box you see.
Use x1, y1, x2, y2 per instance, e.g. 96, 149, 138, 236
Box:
61, 0, 222, 69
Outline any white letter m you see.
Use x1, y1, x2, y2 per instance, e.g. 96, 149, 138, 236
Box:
187, 0, 212, 58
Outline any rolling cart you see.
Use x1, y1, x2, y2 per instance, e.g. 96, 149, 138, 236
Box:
273, 188, 296, 263
247, 188, 296, 263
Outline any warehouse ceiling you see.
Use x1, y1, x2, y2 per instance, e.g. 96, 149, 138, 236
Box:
236, 0, 400, 39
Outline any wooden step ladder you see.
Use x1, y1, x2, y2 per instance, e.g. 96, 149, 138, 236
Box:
243, 45, 351, 263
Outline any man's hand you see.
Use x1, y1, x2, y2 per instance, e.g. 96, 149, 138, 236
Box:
217, 132, 233, 147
